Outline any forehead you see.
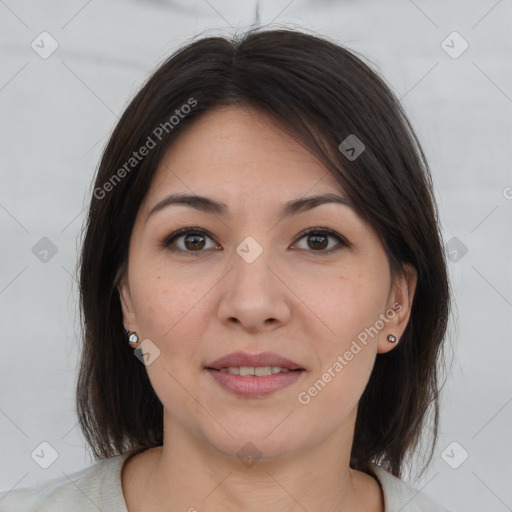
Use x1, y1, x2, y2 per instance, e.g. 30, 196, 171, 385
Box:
147, 105, 344, 198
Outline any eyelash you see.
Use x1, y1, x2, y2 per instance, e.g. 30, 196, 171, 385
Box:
161, 227, 350, 256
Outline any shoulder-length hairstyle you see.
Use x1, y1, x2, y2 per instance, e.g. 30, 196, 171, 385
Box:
77, 27, 450, 479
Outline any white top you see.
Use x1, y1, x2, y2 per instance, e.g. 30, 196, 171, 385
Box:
0, 453, 454, 511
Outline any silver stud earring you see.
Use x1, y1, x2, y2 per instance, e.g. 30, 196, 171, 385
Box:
387, 334, 398, 343
127, 331, 139, 345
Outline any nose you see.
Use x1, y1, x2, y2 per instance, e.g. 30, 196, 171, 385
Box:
216, 237, 292, 333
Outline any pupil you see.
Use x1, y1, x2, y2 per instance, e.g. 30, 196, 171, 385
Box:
185, 234, 205, 250
309, 234, 327, 250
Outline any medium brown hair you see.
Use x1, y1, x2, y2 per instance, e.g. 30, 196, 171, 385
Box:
76, 27, 450, 479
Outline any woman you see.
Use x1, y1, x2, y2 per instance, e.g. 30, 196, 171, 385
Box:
0, 28, 454, 511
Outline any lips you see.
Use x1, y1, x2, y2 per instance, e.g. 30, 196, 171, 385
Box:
206, 351, 304, 371
205, 351, 306, 397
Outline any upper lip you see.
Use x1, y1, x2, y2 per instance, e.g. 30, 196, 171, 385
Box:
206, 351, 304, 370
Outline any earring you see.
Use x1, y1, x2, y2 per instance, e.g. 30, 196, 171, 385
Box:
387, 334, 398, 343
126, 331, 139, 345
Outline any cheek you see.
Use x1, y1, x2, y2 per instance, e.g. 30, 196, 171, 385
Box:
299, 283, 383, 415
304, 264, 390, 344
130, 270, 203, 350
129, 273, 208, 409
299, 263, 389, 400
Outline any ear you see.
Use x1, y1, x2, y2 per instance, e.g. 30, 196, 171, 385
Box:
117, 271, 138, 333
377, 263, 418, 354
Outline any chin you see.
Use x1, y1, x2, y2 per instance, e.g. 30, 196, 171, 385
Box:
199, 421, 307, 463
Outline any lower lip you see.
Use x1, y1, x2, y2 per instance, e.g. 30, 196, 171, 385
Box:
206, 369, 304, 397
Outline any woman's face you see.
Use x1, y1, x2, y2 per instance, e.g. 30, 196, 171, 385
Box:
119, 105, 415, 461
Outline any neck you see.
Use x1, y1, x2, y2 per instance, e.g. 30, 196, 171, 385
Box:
122, 411, 383, 512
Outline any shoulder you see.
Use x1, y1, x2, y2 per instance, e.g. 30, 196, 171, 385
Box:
367, 463, 456, 512
0, 454, 129, 512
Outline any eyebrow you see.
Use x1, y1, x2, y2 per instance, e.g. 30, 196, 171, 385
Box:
145, 192, 353, 223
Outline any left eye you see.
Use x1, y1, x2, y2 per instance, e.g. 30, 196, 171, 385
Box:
292, 229, 347, 253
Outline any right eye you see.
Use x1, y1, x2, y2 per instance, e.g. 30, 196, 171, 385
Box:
161, 228, 220, 254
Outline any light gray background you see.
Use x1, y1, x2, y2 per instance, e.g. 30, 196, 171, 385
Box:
1, 1, 511, 511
